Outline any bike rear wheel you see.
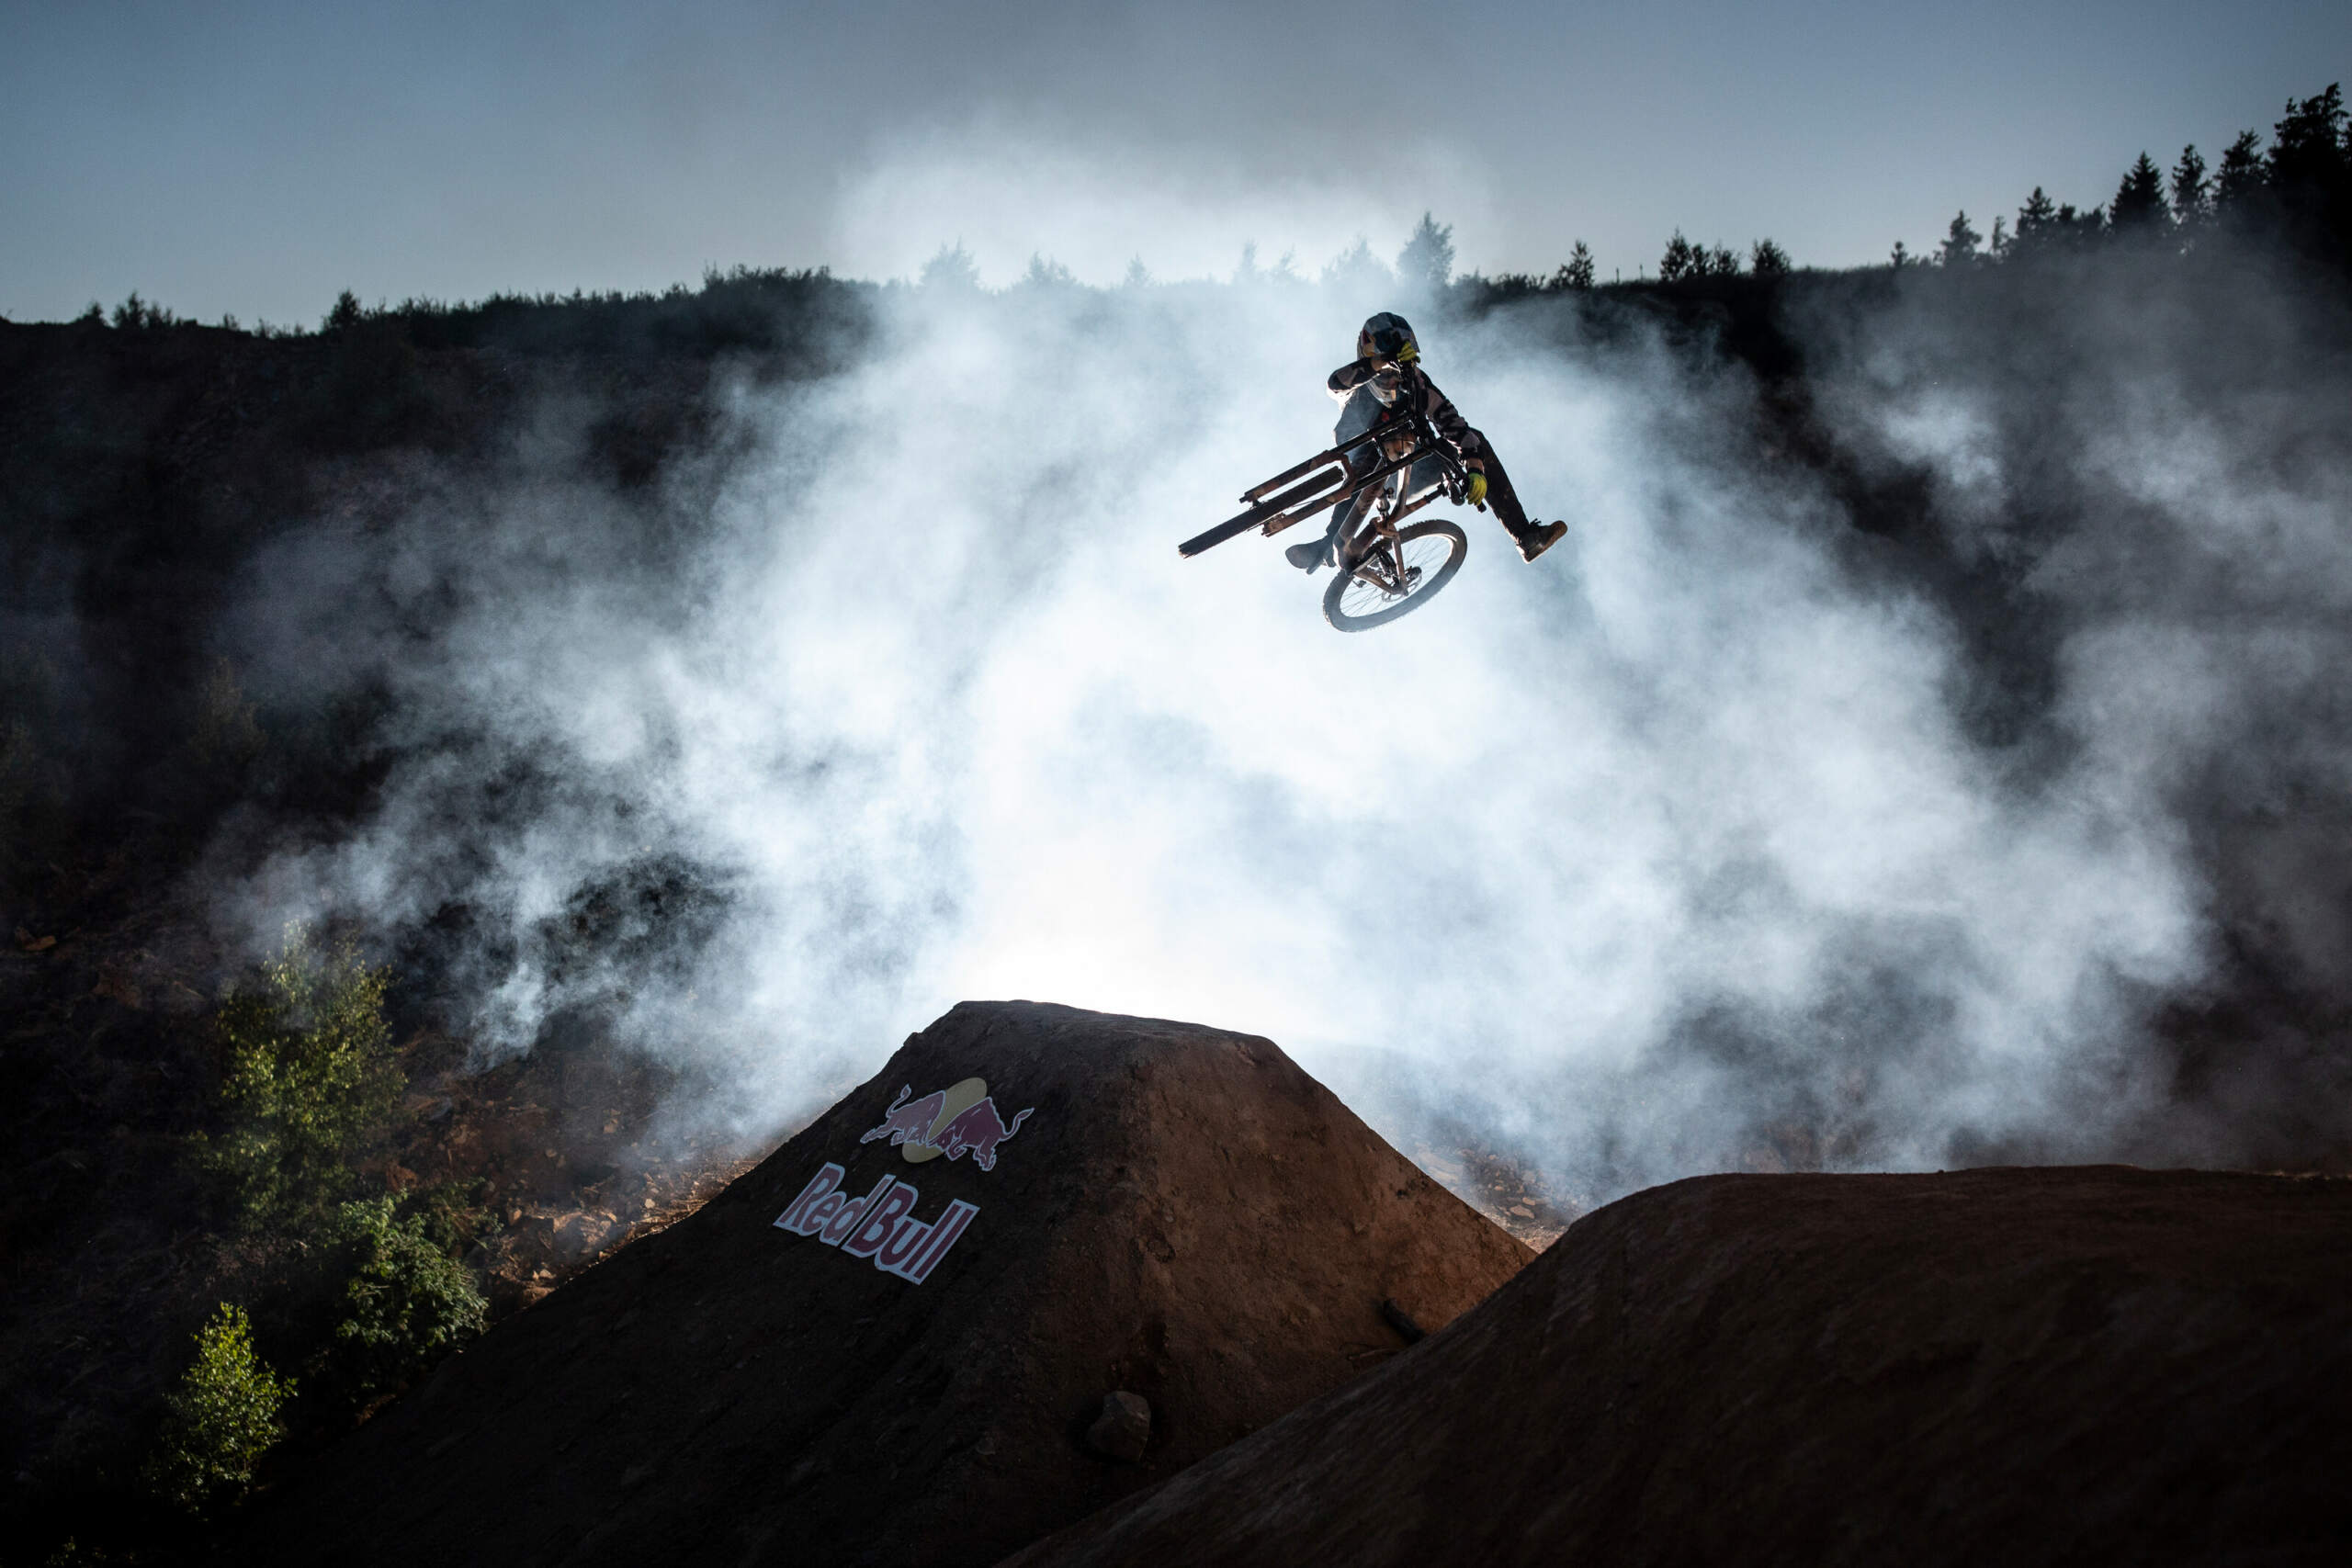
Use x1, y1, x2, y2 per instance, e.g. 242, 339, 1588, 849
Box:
1322, 520, 1468, 632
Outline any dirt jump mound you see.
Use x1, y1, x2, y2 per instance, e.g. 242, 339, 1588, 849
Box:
1008, 1166, 2352, 1568
234, 1001, 1531, 1568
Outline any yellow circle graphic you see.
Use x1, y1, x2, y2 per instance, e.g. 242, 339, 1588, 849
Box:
901, 1077, 989, 1164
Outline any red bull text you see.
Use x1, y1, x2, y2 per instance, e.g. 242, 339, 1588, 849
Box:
773, 1162, 977, 1285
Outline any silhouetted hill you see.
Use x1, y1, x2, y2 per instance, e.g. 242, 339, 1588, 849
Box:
1009, 1167, 2352, 1567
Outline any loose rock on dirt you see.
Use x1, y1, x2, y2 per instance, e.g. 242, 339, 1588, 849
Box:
1085, 1392, 1151, 1463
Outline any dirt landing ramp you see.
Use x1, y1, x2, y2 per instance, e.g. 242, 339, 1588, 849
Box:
1004, 1167, 2352, 1568
233, 1001, 1531, 1568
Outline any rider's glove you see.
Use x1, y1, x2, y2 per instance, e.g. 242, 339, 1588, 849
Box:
1465, 471, 1488, 509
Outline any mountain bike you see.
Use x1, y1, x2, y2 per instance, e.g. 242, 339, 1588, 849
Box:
1179, 404, 1475, 632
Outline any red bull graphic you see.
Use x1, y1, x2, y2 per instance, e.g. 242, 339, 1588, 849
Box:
860, 1080, 1035, 1171
773, 1162, 977, 1285
927, 1097, 1032, 1170
862, 1085, 946, 1150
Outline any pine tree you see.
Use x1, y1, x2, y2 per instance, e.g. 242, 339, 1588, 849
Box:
2014, 186, 2059, 252
1749, 238, 1792, 276
1937, 210, 1982, 265
919, 243, 981, 290
1396, 212, 1455, 289
1988, 215, 2009, 258
2214, 130, 2267, 209
1552, 241, 1596, 290
1320, 237, 1393, 290
2109, 152, 2171, 232
1889, 239, 1913, 269
2068, 203, 2106, 242
2170, 145, 2211, 227
1658, 230, 1699, 281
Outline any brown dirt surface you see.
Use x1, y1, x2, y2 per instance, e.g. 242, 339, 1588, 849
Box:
1003, 1165, 2352, 1568
230, 1000, 1533, 1568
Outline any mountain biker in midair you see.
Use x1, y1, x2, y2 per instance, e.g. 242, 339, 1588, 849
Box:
1286, 312, 1567, 572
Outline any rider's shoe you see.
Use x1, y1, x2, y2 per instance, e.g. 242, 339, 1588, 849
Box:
1285, 536, 1329, 573
1518, 521, 1569, 563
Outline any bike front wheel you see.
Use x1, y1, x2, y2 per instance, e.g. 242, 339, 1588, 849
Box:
1322, 520, 1468, 632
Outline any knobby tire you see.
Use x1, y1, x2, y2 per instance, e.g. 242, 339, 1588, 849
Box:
1322, 520, 1468, 632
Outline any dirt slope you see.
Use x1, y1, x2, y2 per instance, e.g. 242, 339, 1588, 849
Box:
230, 1000, 1531, 1568
1005, 1166, 2352, 1568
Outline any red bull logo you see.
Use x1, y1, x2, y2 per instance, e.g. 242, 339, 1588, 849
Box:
773, 1162, 977, 1285
860, 1077, 1035, 1172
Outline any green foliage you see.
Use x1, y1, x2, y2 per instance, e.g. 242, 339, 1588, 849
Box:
41, 1539, 141, 1565
320, 1197, 487, 1404
322, 289, 365, 333
141, 1303, 292, 1513
1750, 238, 1792, 276
201, 926, 399, 1231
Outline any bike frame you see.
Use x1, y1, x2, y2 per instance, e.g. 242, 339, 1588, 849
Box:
1177, 401, 1468, 561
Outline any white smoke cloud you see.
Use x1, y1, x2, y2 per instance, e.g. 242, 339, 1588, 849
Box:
829, 114, 1478, 287
209, 209, 2352, 1206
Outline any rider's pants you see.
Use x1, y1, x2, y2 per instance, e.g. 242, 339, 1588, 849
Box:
1468, 441, 1537, 540
1321, 426, 1537, 556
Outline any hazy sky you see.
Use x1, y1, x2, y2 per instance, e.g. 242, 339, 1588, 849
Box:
3, 0, 2344, 322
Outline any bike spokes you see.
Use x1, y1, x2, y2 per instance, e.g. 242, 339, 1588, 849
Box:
1325, 522, 1468, 632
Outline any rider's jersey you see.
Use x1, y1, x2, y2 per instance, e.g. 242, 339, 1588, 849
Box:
1326, 360, 1485, 468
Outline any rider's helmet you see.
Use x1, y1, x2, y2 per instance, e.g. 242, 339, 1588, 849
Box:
1357, 311, 1419, 365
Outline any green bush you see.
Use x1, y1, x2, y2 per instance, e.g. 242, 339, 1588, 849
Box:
322, 1196, 487, 1404
142, 1303, 292, 1512
200, 926, 400, 1231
